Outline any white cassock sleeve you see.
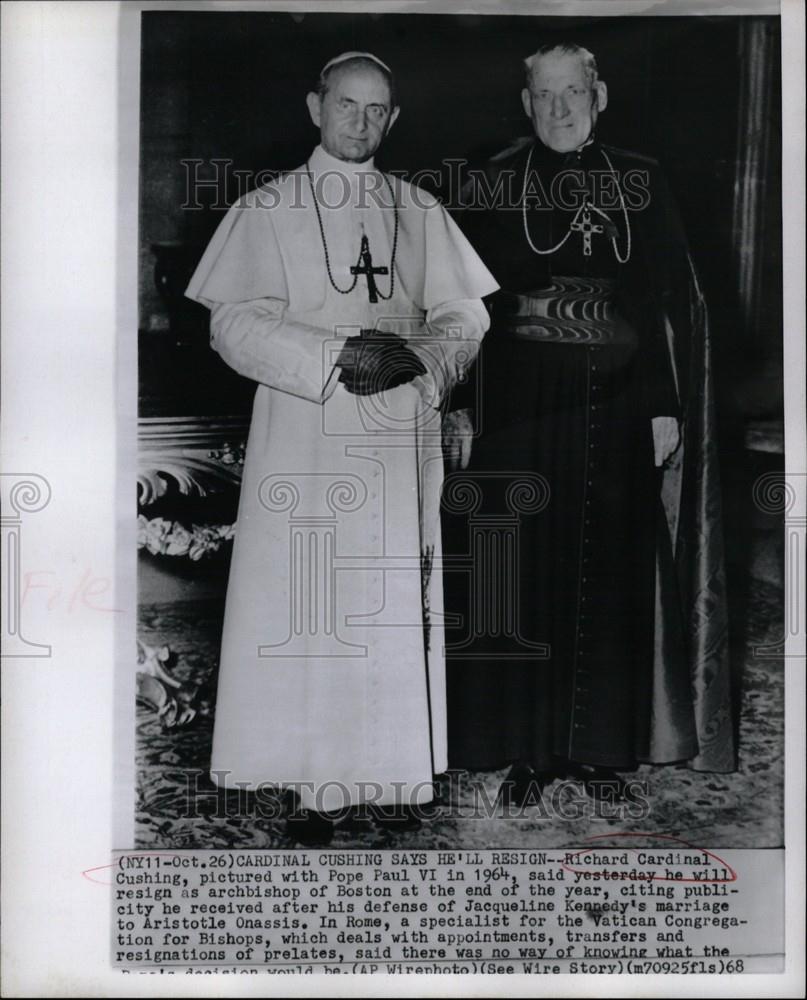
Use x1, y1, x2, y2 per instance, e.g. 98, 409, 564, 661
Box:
396, 197, 495, 409
407, 298, 491, 410
209, 298, 340, 405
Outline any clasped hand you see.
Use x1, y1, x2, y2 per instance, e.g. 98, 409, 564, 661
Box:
336, 330, 427, 396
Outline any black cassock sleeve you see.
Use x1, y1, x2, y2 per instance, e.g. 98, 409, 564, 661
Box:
632, 304, 682, 422
623, 161, 698, 422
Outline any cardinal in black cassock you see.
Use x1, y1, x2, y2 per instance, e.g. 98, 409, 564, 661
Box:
443, 43, 734, 802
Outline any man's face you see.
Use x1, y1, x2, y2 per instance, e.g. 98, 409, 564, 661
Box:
521, 50, 607, 154
307, 64, 399, 163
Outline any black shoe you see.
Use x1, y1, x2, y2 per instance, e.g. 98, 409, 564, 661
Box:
416, 798, 442, 819
334, 805, 376, 834
369, 805, 422, 832
286, 809, 335, 845
496, 762, 548, 809
563, 762, 628, 802
416, 776, 451, 817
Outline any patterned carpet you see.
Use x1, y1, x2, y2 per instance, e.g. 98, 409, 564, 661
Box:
135, 573, 783, 851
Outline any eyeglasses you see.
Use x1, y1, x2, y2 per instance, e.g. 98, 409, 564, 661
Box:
529, 86, 593, 107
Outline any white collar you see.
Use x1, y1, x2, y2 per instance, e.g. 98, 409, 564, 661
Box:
309, 143, 377, 176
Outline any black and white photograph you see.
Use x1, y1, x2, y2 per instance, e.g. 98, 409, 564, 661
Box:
135, 7, 784, 851
1, 0, 804, 993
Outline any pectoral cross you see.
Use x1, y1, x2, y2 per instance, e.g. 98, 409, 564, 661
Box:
570, 205, 604, 257
350, 234, 388, 303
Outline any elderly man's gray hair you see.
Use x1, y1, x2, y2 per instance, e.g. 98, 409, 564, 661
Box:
524, 42, 599, 89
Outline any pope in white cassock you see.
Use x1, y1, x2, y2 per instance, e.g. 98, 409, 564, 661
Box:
185, 52, 498, 843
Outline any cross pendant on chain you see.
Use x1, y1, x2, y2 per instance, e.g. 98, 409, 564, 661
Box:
570, 205, 604, 257
351, 233, 388, 303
